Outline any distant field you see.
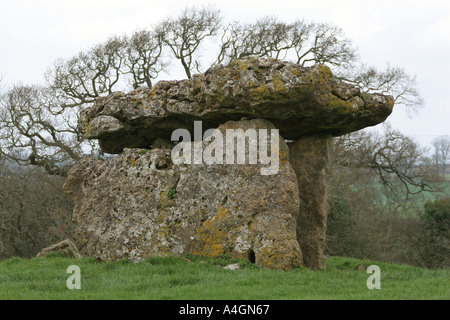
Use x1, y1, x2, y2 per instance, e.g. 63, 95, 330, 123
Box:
359, 180, 450, 214
0, 254, 448, 300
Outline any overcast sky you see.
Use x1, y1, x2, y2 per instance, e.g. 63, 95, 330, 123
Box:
1, 0, 449, 149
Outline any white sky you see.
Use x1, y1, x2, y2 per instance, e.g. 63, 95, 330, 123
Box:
0, 0, 449, 149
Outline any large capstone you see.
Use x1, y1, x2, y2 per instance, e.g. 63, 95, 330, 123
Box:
81, 57, 393, 154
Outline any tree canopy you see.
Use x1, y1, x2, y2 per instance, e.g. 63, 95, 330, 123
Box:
0, 6, 423, 177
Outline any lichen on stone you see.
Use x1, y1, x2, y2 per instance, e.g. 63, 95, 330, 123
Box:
66, 57, 395, 270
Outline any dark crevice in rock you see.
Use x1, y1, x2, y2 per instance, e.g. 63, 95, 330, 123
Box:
248, 249, 256, 264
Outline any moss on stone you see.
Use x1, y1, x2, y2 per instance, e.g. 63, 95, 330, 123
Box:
329, 95, 354, 112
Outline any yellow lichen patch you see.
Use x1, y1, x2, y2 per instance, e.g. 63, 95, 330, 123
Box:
258, 245, 275, 268
293, 64, 332, 101
130, 97, 139, 105
140, 98, 148, 109
158, 187, 176, 210
386, 96, 394, 108
84, 118, 93, 138
130, 158, 139, 168
147, 86, 158, 98
194, 205, 232, 258
271, 73, 287, 94
279, 148, 289, 170
258, 241, 302, 270
229, 58, 255, 83
233, 58, 254, 73
329, 95, 354, 112
212, 68, 232, 102
251, 83, 270, 101
318, 64, 333, 79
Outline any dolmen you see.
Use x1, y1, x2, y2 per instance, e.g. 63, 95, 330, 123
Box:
63, 57, 394, 270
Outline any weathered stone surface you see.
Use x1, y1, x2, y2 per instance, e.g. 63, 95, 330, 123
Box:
63, 119, 302, 270
81, 57, 394, 154
37, 239, 81, 258
66, 57, 396, 271
289, 135, 332, 270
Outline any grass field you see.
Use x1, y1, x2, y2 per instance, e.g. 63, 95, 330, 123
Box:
0, 254, 448, 300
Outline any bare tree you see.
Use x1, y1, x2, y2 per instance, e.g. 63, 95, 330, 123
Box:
0, 162, 75, 258
47, 35, 126, 107
123, 29, 166, 89
157, 6, 222, 79
0, 6, 424, 176
339, 63, 424, 113
293, 21, 357, 68
327, 126, 441, 265
432, 135, 450, 179
0, 36, 132, 175
217, 16, 298, 62
370, 125, 435, 197
214, 17, 357, 69
332, 124, 436, 198
0, 72, 4, 92
218, 16, 422, 112
0, 84, 83, 176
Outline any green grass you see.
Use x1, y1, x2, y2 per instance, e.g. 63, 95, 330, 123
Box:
0, 255, 448, 300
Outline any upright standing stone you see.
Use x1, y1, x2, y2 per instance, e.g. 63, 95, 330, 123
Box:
289, 135, 332, 270
63, 119, 302, 270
